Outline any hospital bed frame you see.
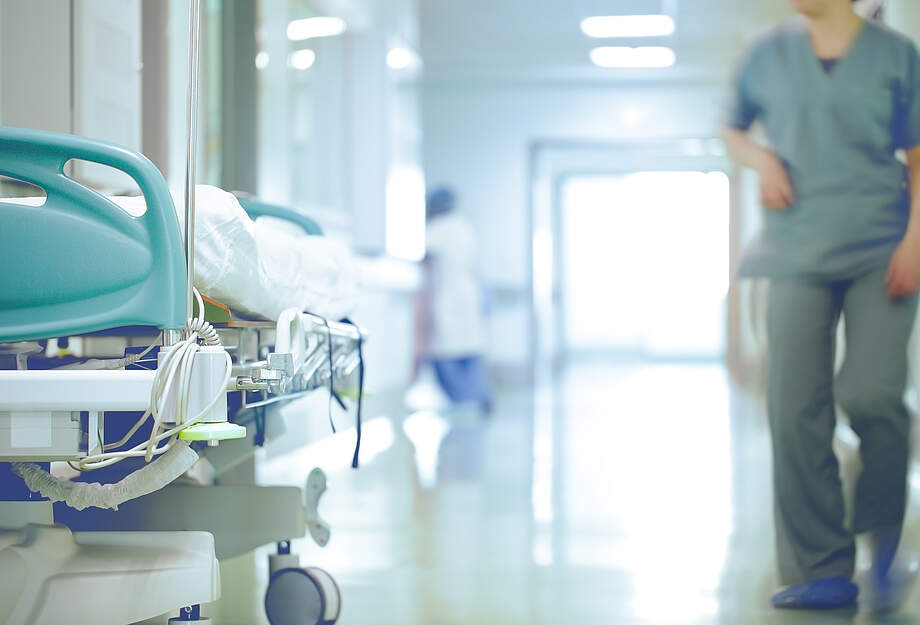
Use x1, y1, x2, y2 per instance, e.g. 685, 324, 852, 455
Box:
0, 4, 362, 620
0, 131, 362, 623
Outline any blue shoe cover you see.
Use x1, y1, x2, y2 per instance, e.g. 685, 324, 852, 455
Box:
861, 524, 910, 613
771, 577, 858, 609
865, 575, 898, 613
860, 566, 916, 613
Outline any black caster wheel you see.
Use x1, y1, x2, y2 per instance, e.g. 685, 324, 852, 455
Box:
265, 566, 341, 625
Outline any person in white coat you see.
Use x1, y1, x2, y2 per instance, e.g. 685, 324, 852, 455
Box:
417, 186, 492, 413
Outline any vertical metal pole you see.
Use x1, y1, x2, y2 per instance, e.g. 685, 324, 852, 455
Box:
185, 0, 201, 328
164, 329, 185, 346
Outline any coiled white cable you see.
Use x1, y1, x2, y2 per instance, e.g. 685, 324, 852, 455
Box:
188, 289, 222, 347
75, 288, 231, 471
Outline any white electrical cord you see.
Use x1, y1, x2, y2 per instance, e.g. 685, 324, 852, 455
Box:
74, 288, 231, 471
53, 340, 159, 370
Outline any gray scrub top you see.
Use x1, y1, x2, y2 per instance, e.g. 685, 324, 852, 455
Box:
727, 18, 920, 281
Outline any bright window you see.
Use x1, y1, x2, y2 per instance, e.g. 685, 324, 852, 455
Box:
561, 171, 729, 358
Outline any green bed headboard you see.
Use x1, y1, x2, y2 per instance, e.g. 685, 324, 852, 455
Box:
0, 127, 186, 342
237, 197, 324, 236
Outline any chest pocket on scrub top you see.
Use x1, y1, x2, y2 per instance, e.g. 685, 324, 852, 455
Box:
832, 80, 899, 154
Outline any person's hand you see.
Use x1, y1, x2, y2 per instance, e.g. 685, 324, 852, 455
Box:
756, 151, 795, 210
886, 238, 920, 299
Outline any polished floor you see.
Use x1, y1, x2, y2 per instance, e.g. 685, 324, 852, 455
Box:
221, 360, 920, 624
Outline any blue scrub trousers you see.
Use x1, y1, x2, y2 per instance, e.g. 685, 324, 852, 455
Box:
431, 356, 493, 411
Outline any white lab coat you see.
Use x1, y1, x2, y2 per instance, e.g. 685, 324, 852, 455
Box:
425, 212, 486, 358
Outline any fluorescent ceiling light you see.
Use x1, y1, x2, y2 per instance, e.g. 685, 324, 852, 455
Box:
255, 51, 269, 70
590, 46, 675, 68
387, 47, 413, 70
286, 16, 346, 41
288, 49, 316, 71
581, 15, 675, 38
620, 107, 647, 126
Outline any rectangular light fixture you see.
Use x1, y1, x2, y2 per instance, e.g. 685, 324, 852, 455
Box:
581, 15, 675, 38
287, 16, 346, 41
387, 47, 415, 70
590, 46, 676, 68
288, 49, 316, 71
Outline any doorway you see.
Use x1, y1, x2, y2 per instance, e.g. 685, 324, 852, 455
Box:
557, 170, 730, 361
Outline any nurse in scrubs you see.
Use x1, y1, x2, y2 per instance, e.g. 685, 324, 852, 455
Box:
724, 0, 920, 611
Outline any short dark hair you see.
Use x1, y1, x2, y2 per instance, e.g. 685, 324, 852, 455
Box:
426, 187, 455, 219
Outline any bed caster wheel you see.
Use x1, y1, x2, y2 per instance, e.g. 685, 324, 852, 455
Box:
168, 604, 211, 623
264, 566, 341, 625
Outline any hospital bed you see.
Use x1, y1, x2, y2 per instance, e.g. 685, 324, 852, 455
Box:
0, 125, 364, 625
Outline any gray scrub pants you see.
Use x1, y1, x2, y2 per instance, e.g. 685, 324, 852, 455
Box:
767, 267, 917, 585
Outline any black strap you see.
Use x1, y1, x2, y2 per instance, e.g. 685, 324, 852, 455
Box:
331, 390, 348, 411
254, 406, 266, 447
344, 319, 364, 470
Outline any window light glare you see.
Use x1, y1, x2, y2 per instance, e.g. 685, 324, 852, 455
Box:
286, 16, 346, 41
387, 47, 413, 70
590, 46, 675, 69
581, 14, 675, 38
288, 49, 316, 71
386, 166, 426, 262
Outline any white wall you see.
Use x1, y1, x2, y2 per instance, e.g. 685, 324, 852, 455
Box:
258, 0, 424, 260
0, 0, 72, 133
254, 0, 425, 406
422, 81, 728, 367
887, 0, 920, 43
0, 1, 142, 153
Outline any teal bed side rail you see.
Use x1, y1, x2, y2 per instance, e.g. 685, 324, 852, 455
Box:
0, 127, 186, 342
237, 197, 324, 236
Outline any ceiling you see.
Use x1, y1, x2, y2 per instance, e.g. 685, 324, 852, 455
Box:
419, 0, 794, 84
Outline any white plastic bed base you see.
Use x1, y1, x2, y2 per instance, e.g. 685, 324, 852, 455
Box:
0, 370, 156, 412
0, 370, 154, 461
0, 524, 220, 625
55, 484, 307, 560
0, 353, 229, 460
55, 468, 331, 560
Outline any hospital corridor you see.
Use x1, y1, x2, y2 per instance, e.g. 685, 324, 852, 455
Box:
240, 358, 920, 625
254, 361, 758, 625
6, 0, 920, 624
